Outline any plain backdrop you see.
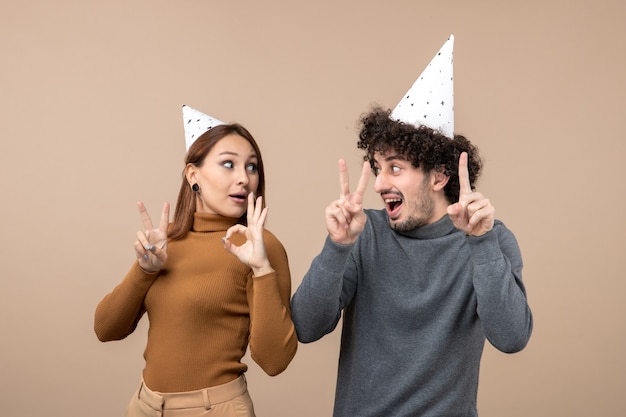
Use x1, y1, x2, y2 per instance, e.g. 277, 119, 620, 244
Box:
1, 1, 625, 416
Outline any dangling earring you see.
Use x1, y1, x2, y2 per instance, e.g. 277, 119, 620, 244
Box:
192, 183, 200, 192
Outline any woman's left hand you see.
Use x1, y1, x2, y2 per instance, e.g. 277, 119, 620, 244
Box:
223, 193, 274, 277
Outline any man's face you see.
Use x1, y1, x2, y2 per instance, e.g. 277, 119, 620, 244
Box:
372, 151, 436, 231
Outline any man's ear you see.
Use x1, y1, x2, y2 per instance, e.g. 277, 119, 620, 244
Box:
431, 168, 450, 191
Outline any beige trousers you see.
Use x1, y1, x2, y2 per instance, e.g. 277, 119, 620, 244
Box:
125, 376, 256, 417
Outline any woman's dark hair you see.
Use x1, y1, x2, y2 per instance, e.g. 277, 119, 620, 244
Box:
357, 106, 482, 204
168, 123, 266, 240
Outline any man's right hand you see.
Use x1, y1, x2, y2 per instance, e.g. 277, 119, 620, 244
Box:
325, 159, 370, 245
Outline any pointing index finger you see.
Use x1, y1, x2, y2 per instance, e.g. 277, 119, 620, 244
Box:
338, 159, 350, 198
158, 202, 170, 234
137, 201, 155, 230
458, 152, 473, 195
353, 161, 371, 198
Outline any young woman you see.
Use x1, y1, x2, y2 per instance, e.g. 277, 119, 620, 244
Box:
94, 118, 297, 417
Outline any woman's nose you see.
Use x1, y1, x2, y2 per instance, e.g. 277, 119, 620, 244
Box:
237, 168, 250, 185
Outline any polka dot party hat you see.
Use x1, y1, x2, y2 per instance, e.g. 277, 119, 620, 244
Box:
182, 104, 225, 151
391, 35, 454, 138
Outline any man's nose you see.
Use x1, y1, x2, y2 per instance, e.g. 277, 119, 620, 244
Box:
374, 172, 388, 193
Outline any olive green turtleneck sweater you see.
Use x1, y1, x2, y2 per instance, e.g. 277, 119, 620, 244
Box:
94, 212, 297, 392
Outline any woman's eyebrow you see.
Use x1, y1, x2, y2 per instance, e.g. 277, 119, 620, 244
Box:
218, 150, 258, 159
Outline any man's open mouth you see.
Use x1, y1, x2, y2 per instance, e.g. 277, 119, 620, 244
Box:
384, 197, 403, 218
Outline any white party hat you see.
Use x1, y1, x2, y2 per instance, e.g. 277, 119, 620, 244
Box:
391, 35, 454, 138
182, 104, 225, 150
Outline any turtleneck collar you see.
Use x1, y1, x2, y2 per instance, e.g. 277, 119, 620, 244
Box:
394, 213, 457, 239
191, 212, 240, 233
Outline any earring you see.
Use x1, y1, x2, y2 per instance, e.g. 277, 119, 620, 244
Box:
192, 183, 200, 192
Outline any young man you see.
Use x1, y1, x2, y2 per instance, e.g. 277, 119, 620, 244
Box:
290, 36, 533, 417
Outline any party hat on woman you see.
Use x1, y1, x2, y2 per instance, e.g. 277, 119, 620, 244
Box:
182, 104, 225, 150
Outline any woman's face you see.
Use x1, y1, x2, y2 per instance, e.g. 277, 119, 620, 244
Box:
187, 133, 260, 218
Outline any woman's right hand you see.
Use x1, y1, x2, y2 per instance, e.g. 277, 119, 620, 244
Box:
134, 201, 170, 273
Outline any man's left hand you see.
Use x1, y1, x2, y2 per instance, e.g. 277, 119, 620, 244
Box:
447, 152, 494, 236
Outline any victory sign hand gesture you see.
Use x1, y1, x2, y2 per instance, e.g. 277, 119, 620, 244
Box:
223, 193, 273, 277
325, 159, 371, 245
135, 201, 170, 272
447, 152, 494, 236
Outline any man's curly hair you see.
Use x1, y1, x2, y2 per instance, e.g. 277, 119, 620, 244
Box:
357, 106, 482, 204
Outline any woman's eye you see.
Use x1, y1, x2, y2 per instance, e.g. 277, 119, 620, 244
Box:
246, 163, 258, 173
222, 161, 234, 169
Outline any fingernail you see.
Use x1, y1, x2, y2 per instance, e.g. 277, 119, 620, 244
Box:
221, 237, 226, 243
143, 254, 149, 260
144, 244, 151, 250
149, 245, 156, 253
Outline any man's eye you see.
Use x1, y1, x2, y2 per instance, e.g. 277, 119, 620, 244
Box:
392, 166, 401, 173
223, 161, 233, 169
372, 167, 380, 175
247, 163, 258, 172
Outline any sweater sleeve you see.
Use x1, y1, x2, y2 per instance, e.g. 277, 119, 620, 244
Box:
93, 261, 158, 342
247, 231, 297, 376
469, 222, 533, 353
290, 235, 357, 343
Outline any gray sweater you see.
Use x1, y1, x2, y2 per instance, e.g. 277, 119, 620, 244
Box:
291, 209, 533, 417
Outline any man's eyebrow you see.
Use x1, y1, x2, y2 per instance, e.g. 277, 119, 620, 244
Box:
372, 154, 404, 164
383, 154, 407, 162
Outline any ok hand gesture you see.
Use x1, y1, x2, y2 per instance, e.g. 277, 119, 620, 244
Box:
325, 159, 371, 245
223, 193, 273, 277
446, 152, 494, 236
134, 201, 170, 273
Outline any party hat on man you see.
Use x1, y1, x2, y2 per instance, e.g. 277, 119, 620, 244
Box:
182, 104, 225, 150
391, 35, 454, 138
